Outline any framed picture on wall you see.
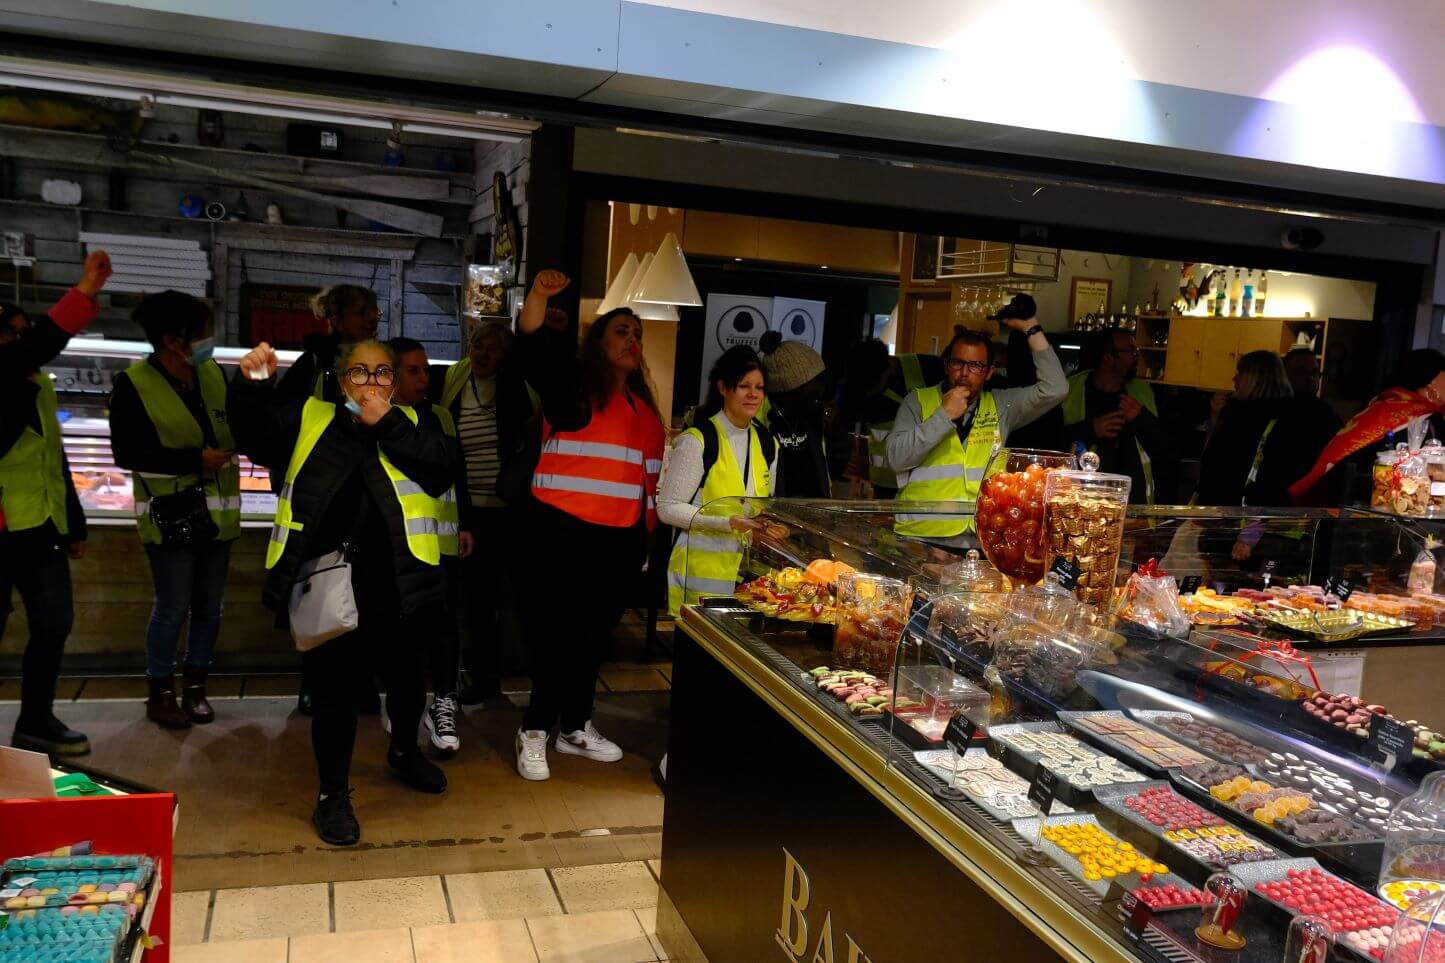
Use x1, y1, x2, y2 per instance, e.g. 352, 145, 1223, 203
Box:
1068, 276, 1113, 323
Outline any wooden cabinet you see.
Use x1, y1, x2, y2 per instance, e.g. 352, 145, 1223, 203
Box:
908, 294, 955, 356
1236, 319, 1285, 357
1163, 317, 1205, 385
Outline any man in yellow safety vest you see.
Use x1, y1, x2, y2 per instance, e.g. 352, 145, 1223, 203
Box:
1060, 329, 1172, 505
887, 298, 1067, 542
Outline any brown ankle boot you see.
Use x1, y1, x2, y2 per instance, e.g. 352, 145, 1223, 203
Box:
181, 666, 215, 725
146, 676, 191, 730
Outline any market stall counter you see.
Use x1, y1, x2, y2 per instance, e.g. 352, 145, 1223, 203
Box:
656, 497, 1445, 963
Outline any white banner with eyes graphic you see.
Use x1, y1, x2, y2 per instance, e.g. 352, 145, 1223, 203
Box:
699, 294, 773, 397
769, 297, 827, 352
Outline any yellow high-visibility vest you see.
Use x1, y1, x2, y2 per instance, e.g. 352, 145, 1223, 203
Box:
894, 388, 999, 538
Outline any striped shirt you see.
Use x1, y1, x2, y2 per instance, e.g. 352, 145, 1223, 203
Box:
458, 375, 504, 508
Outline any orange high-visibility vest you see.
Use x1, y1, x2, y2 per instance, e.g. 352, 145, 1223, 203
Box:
532, 389, 665, 530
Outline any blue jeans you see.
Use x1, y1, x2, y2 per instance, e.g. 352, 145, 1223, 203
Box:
143, 539, 233, 678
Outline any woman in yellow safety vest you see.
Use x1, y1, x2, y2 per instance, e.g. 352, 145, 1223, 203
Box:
230, 338, 458, 848
0, 250, 112, 758
109, 291, 240, 731
659, 346, 778, 616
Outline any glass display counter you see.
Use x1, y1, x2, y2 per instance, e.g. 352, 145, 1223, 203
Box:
658, 499, 1445, 963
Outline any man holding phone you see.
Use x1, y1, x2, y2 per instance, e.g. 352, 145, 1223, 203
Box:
1060, 329, 1170, 504
887, 294, 1067, 540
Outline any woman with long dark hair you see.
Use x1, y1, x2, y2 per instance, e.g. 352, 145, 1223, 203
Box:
513, 272, 666, 781
659, 345, 776, 614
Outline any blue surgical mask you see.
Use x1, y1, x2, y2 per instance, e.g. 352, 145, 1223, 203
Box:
343, 397, 363, 416
188, 337, 215, 365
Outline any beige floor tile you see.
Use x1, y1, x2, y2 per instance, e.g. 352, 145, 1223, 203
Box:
173, 937, 289, 963
550, 862, 657, 914
526, 909, 657, 963
208, 882, 330, 942
634, 905, 657, 934
646, 859, 661, 882
446, 868, 562, 922
597, 669, 669, 693
334, 875, 450, 932
170, 889, 212, 945
289, 926, 416, 963
411, 919, 538, 963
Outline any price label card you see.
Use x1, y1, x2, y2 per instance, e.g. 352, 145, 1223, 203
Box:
944, 714, 977, 756
1323, 575, 1354, 604
1027, 765, 1059, 815
1119, 890, 1154, 941
1048, 556, 1082, 591
1179, 575, 1203, 595
1369, 714, 1413, 768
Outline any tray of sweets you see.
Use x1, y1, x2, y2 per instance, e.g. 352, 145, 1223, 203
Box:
1254, 607, 1415, 642
914, 748, 1075, 822
1228, 859, 1396, 961
1058, 710, 1213, 776
988, 722, 1148, 807
1010, 812, 1185, 898
1093, 780, 1282, 879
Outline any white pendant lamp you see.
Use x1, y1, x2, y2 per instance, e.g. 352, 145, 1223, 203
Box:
623, 253, 678, 321
632, 232, 701, 307
597, 252, 640, 315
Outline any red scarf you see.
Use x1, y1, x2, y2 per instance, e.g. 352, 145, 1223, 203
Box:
1289, 387, 1441, 500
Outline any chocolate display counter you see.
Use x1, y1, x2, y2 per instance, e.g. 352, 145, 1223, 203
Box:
656, 500, 1445, 963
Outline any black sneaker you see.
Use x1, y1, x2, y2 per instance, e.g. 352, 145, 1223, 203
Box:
13, 715, 91, 757
314, 790, 360, 847
387, 748, 447, 794
424, 695, 460, 755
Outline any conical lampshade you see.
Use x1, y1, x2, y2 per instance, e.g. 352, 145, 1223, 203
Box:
597, 252, 639, 314
623, 254, 679, 321
632, 232, 701, 307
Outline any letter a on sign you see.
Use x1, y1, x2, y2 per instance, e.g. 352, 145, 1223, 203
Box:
777, 848, 810, 958
811, 911, 835, 963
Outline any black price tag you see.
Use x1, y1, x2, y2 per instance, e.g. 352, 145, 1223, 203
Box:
1179, 575, 1202, 595
1323, 575, 1354, 603
1369, 714, 1413, 768
1048, 556, 1082, 591
1027, 765, 1059, 815
1119, 890, 1153, 941
944, 714, 977, 755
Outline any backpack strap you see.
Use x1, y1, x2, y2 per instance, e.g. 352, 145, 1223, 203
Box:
752, 418, 776, 467
697, 421, 720, 500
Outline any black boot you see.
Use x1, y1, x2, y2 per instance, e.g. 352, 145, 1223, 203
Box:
181, 665, 215, 725
13, 714, 90, 757
388, 748, 447, 794
145, 676, 191, 730
313, 790, 360, 846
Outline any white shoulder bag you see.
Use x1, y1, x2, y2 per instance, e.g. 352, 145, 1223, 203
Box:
289, 550, 359, 651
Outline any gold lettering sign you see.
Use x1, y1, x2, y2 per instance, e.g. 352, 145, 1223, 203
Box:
775, 849, 872, 963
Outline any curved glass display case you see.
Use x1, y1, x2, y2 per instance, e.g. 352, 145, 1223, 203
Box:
671, 498, 1445, 963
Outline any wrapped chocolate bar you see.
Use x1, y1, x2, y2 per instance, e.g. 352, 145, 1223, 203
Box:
1042, 453, 1132, 607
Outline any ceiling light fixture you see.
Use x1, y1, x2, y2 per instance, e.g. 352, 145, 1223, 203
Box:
623, 253, 679, 321
632, 233, 701, 307
597, 253, 640, 315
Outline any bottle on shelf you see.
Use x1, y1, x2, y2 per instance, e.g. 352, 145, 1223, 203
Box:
1228, 268, 1242, 317
1241, 277, 1254, 318
1255, 271, 1268, 316
1213, 274, 1227, 318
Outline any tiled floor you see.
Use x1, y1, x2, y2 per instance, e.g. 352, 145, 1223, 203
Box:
170, 861, 674, 962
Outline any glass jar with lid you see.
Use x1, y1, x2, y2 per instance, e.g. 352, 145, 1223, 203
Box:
1379, 771, 1445, 910
1041, 452, 1132, 607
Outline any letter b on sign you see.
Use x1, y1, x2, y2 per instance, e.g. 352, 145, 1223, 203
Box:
777, 848, 810, 958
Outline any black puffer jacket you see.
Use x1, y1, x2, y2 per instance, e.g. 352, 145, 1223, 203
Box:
229, 375, 457, 616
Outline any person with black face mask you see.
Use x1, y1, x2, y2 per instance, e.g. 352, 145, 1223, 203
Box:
756, 331, 832, 497
0, 250, 112, 756
109, 290, 239, 731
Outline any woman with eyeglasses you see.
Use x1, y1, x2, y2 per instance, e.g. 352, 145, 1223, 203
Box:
511, 271, 666, 782
231, 338, 458, 846
109, 290, 239, 730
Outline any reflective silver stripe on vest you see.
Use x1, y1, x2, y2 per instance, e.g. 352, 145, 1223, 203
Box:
666, 570, 737, 596
269, 523, 288, 545
532, 473, 644, 500
645, 458, 662, 474
133, 501, 149, 516
674, 531, 739, 555
870, 455, 887, 468
406, 517, 441, 536
279, 484, 294, 502
906, 464, 969, 483
207, 496, 242, 512
394, 480, 426, 497
964, 468, 985, 482
541, 438, 644, 465
437, 521, 459, 536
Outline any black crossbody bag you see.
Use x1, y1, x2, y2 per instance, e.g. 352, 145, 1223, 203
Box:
136, 474, 219, 547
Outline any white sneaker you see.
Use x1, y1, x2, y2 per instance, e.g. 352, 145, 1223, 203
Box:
380, 694, 390, 735
425, 696, 460, 754
556, 721, 623, 763
515, 728, 550, 781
